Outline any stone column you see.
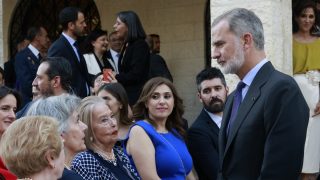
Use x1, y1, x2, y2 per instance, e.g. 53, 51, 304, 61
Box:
0, 0, 3, 68
211, 0, 292, 90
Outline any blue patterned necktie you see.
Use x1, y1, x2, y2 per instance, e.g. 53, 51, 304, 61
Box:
227, 81, 246, 136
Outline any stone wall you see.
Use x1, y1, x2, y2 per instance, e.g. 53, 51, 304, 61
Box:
211, 0, 292, 91
95, 0, 206, 124
0, 0, 3, 68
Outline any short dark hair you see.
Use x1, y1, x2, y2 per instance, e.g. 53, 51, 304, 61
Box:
196, 67, 226, 91
117, 11, 146, 42
59, 7, 82, 30
97, 83, 132, 126
83, 28, 108, 53
41, 57, 72, 92
145, 35, 154, 50
0, 86, 21, 111
26, 26, 43, 41
149, 34, 160, 38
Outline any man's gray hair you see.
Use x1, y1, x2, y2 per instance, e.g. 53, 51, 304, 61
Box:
26, 94, 81, 133
212, 8, 265, 50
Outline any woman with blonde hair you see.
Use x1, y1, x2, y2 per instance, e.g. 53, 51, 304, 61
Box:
97, 83, 133, 140
26, 94, 86, 180
71, 96, 139, 179
0, 116, 65, 180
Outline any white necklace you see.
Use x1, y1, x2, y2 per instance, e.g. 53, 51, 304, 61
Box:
95, 148, 117, 166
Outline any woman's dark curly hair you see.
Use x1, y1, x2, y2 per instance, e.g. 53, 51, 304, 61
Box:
0, 86, 21, 111
293, 1, 319, 33
132, 77, 186, 138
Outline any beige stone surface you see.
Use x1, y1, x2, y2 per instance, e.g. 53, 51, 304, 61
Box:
2, 0, 17, 65
0, 0, 3, 67
211, 0, 292, 91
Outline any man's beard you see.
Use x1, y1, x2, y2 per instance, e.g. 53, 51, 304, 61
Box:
221, 40, 245, 74
204, 97, 225, 113
41, 86, 54, 97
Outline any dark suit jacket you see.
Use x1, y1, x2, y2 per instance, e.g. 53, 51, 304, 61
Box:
149, 53, 173, 82
4, 58, 16, 89
58, 168, 84, 180
48, 35, 90, 98
188, 109, 219, 180
218, 62, 309, 180
105, 50, 117, 71
14, 47, 40, 106
115, 39, 150, 105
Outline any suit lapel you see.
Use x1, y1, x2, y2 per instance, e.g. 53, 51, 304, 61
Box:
201, 109, 219, 136
60, 35, 81, 65
223, 62, 274, 157
220, 93, 234, 151
26, 48, 40, 65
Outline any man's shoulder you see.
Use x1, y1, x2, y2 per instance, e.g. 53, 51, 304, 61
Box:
189, 111, 211, 131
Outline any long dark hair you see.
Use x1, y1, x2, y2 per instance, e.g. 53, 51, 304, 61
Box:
0, 86, 21, 111
293, 1, 318, 33
117, 11, 146, 42
97, 83, 132, 126
133, 77, 186, 138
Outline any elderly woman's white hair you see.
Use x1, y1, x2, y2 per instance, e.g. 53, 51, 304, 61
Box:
26, 94, 81, 133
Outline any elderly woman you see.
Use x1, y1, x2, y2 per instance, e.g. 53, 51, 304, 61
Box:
0, 116, 65, 180
125, 77, 195, 179
71, 96, 140, 179
97, 83, 133, 140
26, 94, 87, 180
0, 85, 21, 179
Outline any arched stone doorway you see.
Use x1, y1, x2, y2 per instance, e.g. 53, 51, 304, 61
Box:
9, 0, 101, 58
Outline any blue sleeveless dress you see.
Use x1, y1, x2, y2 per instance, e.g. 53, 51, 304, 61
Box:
124, 121, 193, 180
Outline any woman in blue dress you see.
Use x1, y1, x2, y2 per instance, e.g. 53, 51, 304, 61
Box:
125, 77, 195, 180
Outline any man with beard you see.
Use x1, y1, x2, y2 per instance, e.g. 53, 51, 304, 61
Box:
48, 7, 90, 98
187, 67, 228, 180
16, 57, 72, 118
212, 8, 309, 179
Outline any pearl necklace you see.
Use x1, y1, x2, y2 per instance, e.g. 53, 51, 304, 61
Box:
94, 148, 117, 166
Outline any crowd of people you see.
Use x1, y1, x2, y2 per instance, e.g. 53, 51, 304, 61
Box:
0, 2, 318, 180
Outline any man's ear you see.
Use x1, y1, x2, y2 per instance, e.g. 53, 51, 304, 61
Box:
68, 22, 74, 30
242, 33, 253, 49
197, 92, 203, 103
52, 76, 61, 88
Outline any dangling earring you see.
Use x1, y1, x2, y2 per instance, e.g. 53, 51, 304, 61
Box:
90, 137, 93, 142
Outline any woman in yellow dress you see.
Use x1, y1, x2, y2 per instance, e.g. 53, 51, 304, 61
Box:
293, 1, 320, 180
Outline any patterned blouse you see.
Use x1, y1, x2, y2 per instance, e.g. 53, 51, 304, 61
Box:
71, 146, 140, 180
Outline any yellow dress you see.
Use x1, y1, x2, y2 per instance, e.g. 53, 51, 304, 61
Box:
293, 38, 320, 74
293, 37, 320, 173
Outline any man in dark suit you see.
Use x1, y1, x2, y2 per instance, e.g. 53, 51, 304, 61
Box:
105, 31, 123, 73
15, 26, 50, 106
188, 67, 228, 180
48, 7, 90, 98
211, 8, 309, 179
16, 57, 72, 119
146, 34, 173, 82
